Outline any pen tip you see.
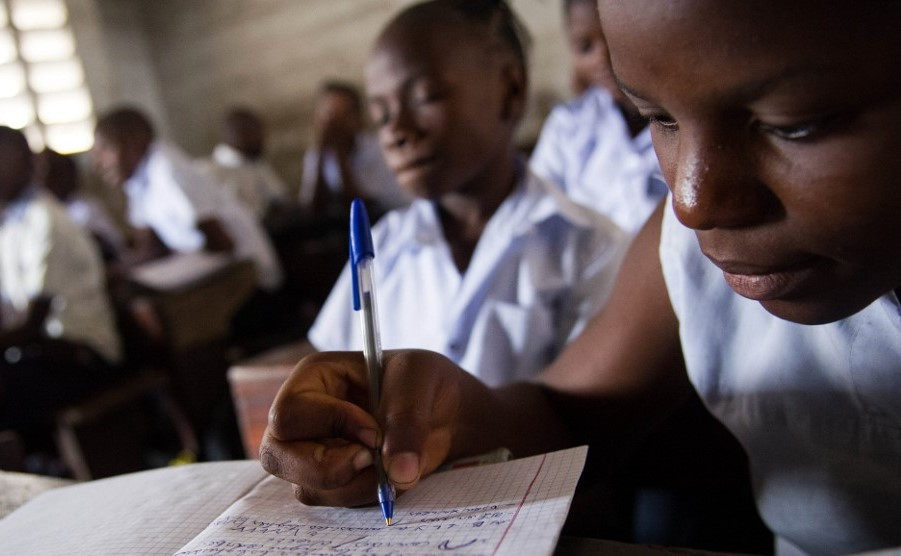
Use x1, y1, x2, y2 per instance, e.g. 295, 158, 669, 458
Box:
385, 517, 393, 526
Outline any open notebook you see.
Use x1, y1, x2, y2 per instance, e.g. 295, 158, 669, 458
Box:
0, 446, 587, 556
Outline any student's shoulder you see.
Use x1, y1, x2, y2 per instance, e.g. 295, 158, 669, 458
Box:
516, 171, 628, 259
543, 86, 618, 132
528, 171, 623, 233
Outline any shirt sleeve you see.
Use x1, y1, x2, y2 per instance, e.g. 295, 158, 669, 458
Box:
558, 215, 630, 347
528, 106, 570, 188
306, 262, 362, 351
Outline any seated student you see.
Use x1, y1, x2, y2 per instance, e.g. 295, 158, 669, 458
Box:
0, 127, 122, 433
528, 0, 666, 236
298, 80, 412, 220
196, 107, 289, 222
34, 148, 126, 262
260, 1, 901, 554
304, 0, 627, 387
90, 107, 284, 294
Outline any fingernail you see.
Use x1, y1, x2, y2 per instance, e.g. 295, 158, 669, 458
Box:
358, 428, 378, 448
387, 452, 420, 486
352, 448, 373, 472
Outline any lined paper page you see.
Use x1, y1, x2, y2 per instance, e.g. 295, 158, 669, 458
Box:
175, 446, 587, 556
0, 460, 267, 556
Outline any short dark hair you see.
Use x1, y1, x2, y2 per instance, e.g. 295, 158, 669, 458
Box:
446, 0, 532, 79
0, 125, 31, 156
389, 0, 532, 82
223, 106, 262, 128
318, 80, 363, 117
94, 106, 155, 143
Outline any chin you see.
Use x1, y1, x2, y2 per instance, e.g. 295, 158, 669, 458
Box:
759, 295, 882, 326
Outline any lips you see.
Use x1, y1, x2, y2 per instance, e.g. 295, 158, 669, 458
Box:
394, 154, 438, 174
709, 257, 819, 301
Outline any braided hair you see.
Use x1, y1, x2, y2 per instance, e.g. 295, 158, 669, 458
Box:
445, 0, 532, 79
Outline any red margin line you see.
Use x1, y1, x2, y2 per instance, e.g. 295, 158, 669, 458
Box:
491, 453, 547, 555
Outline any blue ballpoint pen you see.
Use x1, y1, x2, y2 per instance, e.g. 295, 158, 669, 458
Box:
349, 198, 396, 526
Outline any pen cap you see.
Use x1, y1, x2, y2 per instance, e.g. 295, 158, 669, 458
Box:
349, 198, 375, 311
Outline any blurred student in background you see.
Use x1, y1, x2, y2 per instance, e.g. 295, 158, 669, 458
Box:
0, 126, 122, 441
196, 107, 289, 223
305, 0, 627, 386
529, 0, 666, 236
298, 80, 411, 221
91, 106, 283, 294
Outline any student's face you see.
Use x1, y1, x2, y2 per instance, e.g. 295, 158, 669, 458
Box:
34, 150, 77, 200
566, 0, 619, 100
0, 138, 32, 203
365, 21, 516, 199
225, 118, 264, 159
91, 132, 145, 188
313, 92, 361, 138
599, 0, 901, 324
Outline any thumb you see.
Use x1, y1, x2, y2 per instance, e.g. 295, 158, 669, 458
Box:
378, 350, 460, 490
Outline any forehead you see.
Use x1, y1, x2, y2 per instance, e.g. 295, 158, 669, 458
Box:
597, 1, 899, 103
366, 12, 487, 86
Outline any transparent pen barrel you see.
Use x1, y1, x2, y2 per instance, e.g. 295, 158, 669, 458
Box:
356, 258, 383, 412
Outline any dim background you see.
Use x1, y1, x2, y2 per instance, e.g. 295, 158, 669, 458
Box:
2, 0, 572, 198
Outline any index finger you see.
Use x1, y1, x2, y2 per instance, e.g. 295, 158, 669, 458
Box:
266, 351, 378, 445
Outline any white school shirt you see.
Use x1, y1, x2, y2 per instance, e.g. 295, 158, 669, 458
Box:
196, 143, 288, 220
0, 187, 122, 364
62, 193, 126, 257
659, 198, 901, 555
125, 141, 284, 291
298, 132, 412, 211
309, 169, 628, 386
530, 86, 668, 236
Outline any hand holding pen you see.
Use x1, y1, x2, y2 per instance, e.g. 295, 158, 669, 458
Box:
349, 198, 396, 525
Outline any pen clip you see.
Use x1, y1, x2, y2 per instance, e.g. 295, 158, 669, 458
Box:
349, 198, 375, 312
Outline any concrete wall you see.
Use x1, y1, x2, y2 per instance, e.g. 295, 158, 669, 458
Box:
72, 0, 572, 193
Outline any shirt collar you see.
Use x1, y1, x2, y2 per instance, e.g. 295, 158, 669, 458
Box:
212, 143, 250, 167
399, 158, 595, 249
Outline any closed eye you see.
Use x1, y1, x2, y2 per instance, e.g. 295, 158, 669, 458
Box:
755, 121, 818, 140
753, 113, 844, 141
645, 113, 679, 132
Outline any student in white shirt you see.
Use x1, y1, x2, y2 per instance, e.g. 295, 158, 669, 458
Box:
91, 107, 284, 293
0, 126, 122, 431
307, 0, 627, 386
262, 1, 901, 553
529, 0, 666, 236
298, 81, 412, 220
196, 107, 289, 221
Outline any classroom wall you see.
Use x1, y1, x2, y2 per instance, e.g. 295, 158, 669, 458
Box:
70, 0, 571, 193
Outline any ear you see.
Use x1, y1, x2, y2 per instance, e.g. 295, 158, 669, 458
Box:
499, 61, 527, 123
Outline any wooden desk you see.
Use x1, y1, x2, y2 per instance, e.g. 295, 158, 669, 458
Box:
125, 254, 259, 445
129, 253, 258, 351
0, 460, 757, 556
227, 340, 314, 458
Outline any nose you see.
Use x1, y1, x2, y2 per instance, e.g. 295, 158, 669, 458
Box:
380, 102, 420, 151
671, 124, 775, 230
